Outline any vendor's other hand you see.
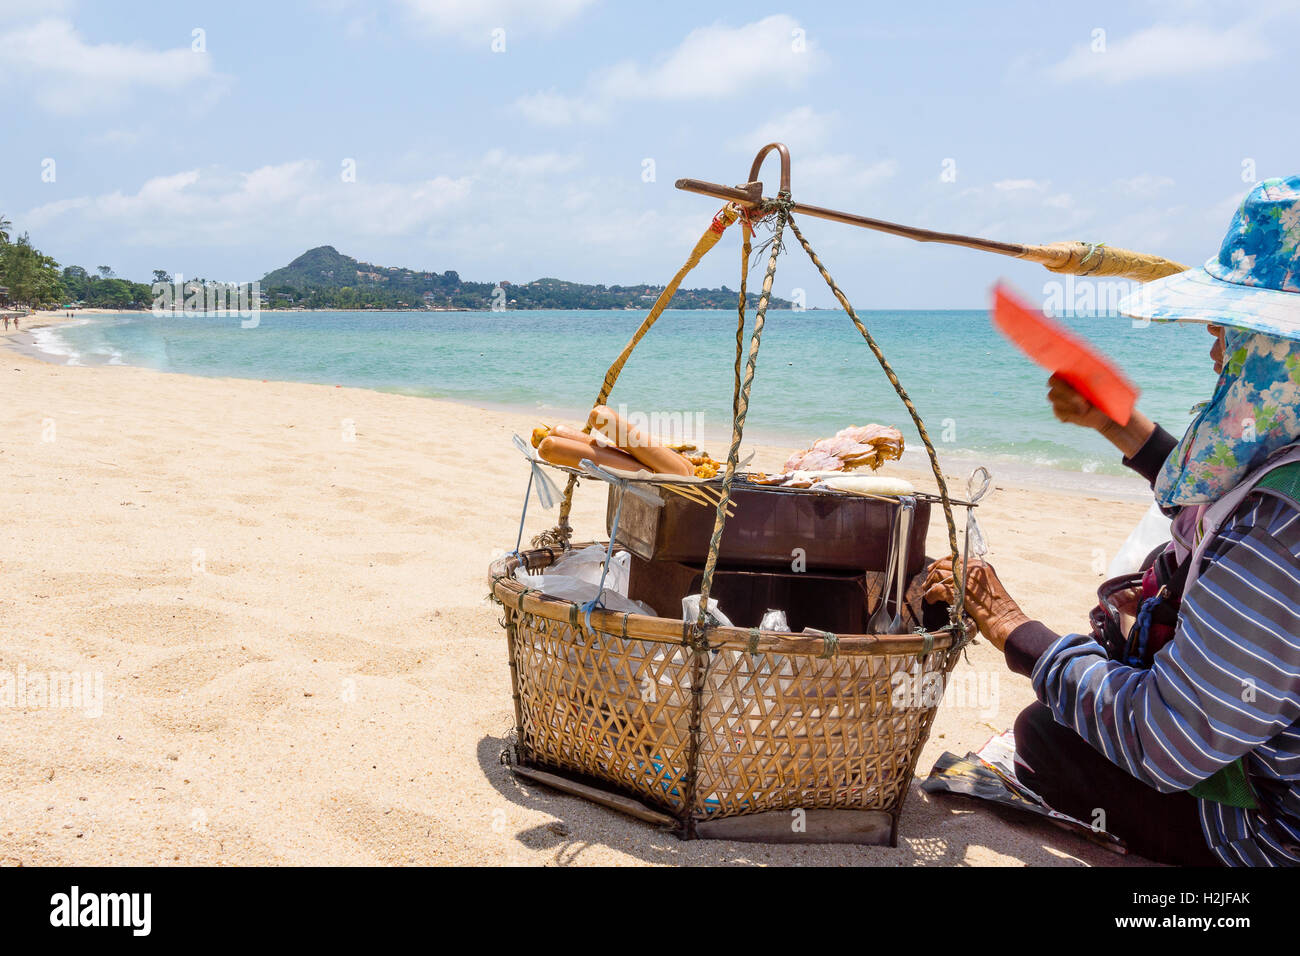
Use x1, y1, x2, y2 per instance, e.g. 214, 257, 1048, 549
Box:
923, 556, 1030, 651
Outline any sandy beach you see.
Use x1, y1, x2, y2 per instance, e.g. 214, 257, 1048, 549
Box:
0, 320, 1157, 866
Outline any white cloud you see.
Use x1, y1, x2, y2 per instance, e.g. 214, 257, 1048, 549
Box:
596, 15, 814, 100
733, 106, 835, 153
514, 15, 817, 125
1115, 173, 1176, 194
397, 0, 595, 36
23, 161, 473, 253
513, 89, 607, 127
992, 179, 1048, 192
796, 155, 898, 191
1048, 22, 1269, 84
0, 0, 72, 20
942, 178, 1087, 241
19, 149, 606, 281
481, 148, 582, 177
0, 18, 223, 114
725, 109, 897, 200
16, 152, 739, 294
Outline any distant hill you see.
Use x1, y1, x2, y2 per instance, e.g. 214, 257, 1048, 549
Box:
259, 246, 792, 311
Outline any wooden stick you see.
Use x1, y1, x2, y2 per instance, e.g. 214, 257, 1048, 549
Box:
661, 482, 735, 517
674, 177, 1188, 282
509, 764, 676, 827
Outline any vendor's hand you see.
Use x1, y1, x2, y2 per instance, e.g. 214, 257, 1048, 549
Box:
1045, 374, 1156, 459
1047, 373, 1114, 432
923, 556, 1030, 651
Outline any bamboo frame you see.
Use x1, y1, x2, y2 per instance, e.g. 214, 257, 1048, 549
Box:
491, 547, 964, 842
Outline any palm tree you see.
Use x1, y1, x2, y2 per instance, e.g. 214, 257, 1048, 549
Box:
0, 215, 11, 244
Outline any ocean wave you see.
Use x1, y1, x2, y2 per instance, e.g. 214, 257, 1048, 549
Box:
29, 325, 84, 365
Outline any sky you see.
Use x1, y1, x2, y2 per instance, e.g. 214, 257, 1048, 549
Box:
2, 0, 1298, 307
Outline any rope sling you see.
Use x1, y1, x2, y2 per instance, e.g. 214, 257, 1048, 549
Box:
535, 150, 970, 830
541, 145, 964, 602
509, 143, 1192, 837
540, 145, 965, 612
537, 149, 972, 826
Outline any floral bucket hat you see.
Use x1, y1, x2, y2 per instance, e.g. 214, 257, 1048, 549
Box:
1118, 176, 1300, 338
1116, 176, 1300, 504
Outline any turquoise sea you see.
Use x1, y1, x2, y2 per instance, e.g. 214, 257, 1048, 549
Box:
35, 309, 1220, 477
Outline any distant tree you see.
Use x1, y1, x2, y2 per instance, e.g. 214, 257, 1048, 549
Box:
97, 265, 114, 279
60, 265, 89, 301
0, 234, 64, 306
152, 270, 171, 285
92, 279, 129, 307
0, 214, 11, 244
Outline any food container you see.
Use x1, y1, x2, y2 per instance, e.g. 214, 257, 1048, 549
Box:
625, 554, 874, 632
607, 481, 931, 576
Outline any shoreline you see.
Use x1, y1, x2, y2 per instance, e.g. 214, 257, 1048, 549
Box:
4, 315, 1152, 502
3, 318, 1152, 502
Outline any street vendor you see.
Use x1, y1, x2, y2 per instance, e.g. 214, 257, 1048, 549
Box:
925, 176, 1300, 866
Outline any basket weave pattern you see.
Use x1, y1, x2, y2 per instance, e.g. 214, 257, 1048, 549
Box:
498, 549, 960, 824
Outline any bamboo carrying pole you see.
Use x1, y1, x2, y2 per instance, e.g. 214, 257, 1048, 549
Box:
676, 156, 1189, 282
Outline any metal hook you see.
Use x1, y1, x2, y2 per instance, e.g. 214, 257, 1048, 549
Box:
747, 142, 792, 196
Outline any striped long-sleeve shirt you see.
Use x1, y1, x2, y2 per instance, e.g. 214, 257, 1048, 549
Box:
1006, 427, 1300, 866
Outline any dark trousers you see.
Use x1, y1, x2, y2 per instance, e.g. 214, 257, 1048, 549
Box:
1013, 702, 1222, 866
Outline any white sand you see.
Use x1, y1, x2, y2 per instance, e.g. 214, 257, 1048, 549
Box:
0, 329, 1154, 866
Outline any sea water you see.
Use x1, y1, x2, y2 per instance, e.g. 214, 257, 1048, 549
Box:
40, 309, 1218, 477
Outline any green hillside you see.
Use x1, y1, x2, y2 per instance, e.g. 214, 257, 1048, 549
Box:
260, 245, 792, 310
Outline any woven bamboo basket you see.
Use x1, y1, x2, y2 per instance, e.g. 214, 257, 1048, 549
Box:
491, 544, 966, 845
490, 143, 973, 845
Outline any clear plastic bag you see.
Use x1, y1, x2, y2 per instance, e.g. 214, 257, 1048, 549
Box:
1106, 502, 1172, 577
682, 594, 733, 627
512, 546, 652, 616
549, 544, 632, 595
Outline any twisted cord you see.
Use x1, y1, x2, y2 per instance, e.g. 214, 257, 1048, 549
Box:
682, 197, 791, 830
544, 205, 740, 547
732, 219, 753, 423
786, 214, 964, 634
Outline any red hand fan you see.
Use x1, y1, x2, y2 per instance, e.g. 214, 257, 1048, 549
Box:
991, 281, 1138, 426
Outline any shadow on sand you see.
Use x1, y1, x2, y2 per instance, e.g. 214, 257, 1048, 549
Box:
475, 734, 1147, 867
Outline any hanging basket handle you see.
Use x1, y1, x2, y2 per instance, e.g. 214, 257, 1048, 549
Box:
747, 142, 791, 195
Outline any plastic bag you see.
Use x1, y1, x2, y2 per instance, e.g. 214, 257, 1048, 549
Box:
512, 565, 653, 616
549, 544, 631, 595
1106, 502, 1172, 577
759, 609, 789, 631
682, 594, 732, 628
